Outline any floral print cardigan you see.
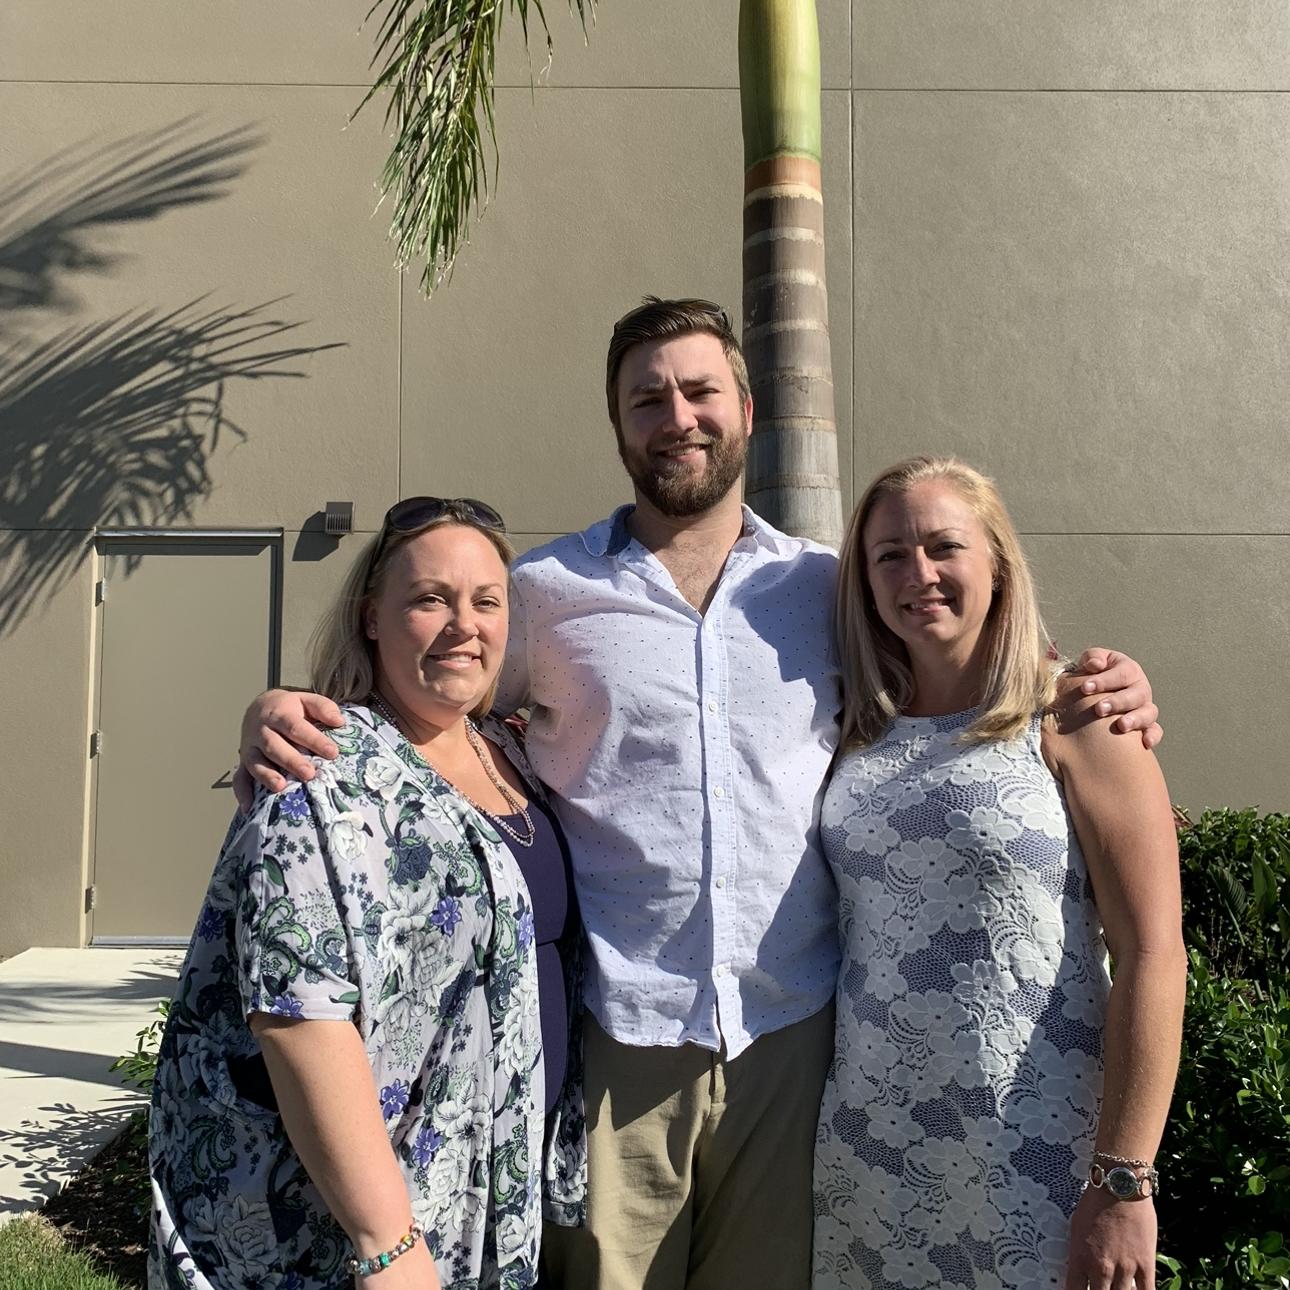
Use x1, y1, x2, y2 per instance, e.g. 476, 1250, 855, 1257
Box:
148, 707, 586, 1290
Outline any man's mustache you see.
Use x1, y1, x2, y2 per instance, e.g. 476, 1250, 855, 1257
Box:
654, 437, 716, 451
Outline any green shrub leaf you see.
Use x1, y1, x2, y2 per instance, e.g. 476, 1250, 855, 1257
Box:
1158, 807, 1290, 1289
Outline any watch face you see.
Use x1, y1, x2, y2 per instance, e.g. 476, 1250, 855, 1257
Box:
1105, 1166, 1141, 1199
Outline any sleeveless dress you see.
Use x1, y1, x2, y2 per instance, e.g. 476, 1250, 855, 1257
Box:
812, 710, 1111, 1290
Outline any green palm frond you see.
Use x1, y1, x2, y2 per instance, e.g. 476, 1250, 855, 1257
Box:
359, 0, 594, 294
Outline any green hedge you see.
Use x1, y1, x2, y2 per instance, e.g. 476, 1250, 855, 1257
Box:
1157, 808, 1290, 1289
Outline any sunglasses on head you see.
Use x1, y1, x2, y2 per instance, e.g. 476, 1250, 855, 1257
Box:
382, 496, 507, 535
371, 496, 507, 566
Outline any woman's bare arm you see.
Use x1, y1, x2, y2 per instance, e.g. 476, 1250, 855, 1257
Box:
251, 1015, 440, 1289
1043, 694, 1187, 1290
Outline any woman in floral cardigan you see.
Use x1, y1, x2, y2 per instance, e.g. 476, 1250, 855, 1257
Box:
149, 499, 585, 1290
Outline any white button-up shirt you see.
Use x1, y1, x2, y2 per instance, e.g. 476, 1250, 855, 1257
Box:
496, 506, 841, 1057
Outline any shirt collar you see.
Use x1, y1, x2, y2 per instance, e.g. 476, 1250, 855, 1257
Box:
579, 504, 796, 559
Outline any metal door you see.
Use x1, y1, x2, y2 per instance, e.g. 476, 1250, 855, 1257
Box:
89, 534, 279, 943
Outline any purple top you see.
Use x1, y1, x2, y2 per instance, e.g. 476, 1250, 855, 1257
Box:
496, 797, 576, 1115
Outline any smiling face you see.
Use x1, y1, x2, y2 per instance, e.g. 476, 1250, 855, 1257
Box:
863, 480, 997, 671
614, 331, 753, 517
365, 523, 508, 725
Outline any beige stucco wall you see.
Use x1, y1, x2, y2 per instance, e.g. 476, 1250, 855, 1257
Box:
1, 1, 1285, 953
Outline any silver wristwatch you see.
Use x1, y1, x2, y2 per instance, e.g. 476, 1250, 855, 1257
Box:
1087, 1159, 1159, 1200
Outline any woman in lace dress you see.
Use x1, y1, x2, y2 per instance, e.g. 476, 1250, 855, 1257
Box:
813, 458, 1186, 1290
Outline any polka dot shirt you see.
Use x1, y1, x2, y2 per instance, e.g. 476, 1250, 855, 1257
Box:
496, 505, 842, 1057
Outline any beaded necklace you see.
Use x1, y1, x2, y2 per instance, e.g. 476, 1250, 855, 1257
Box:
368, 693, 536, 848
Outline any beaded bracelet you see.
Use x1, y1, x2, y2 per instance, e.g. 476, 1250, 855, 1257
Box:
348, 1221, 425, 1279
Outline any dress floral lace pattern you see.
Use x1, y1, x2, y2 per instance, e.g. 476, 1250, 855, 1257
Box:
149, 708, 584, 1290
812, 711, 1110, 1290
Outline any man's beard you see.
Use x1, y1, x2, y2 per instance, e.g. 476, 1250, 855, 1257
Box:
617, 424, 748, 518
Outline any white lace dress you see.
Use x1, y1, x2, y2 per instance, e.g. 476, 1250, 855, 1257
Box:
812, 710, 1111, 1290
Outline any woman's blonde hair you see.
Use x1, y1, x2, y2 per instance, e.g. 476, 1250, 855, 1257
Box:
308, 515, 516, 720
835, 455, 1056, 749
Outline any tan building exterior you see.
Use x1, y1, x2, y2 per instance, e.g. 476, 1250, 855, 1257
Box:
2, 1, 1286, 955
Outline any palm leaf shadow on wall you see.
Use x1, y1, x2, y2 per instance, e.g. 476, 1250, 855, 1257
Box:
0, 120, 258, 318
0, 121, 344, 636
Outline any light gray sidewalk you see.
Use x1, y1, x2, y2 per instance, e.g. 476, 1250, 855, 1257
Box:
0, 946, 183, 1222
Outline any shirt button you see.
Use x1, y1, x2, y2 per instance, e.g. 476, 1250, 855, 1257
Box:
707, 700, 718, 714
713, 786, 725, 799
715, 964, 729, 977
715, 876, 726, 889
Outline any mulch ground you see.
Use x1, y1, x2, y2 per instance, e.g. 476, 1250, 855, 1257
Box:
41, 1116, 149, 1288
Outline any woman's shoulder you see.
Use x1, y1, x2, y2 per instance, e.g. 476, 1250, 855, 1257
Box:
233, 706, 398, 828
330, 701, 382, 751
320, 703, 417, 779
1039, 690, 1148, 782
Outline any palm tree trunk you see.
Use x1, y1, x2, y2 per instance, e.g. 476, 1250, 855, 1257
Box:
739, 0, 842, 547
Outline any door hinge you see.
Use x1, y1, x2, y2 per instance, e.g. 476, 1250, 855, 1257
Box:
95, 578, 107, 605
89, 730, 102, 757
85, 884, 97, 913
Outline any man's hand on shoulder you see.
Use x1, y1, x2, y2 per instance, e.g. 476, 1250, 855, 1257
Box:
234, 689, 344, 811
1056, 648, 1162, 750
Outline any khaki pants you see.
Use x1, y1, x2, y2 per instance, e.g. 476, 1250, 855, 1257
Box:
542, 1002, 834, 1290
